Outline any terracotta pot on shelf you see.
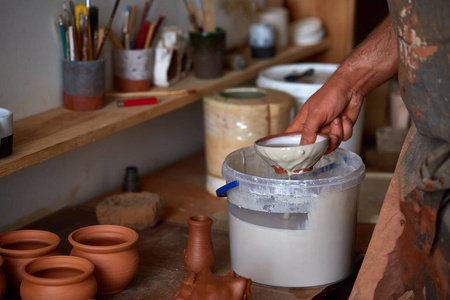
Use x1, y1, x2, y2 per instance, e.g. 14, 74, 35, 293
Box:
20, 255, 97, 300
0, 230, 61, 292
68, 225, 139, 295
0, 256, 7, 299
184, 216, 215, 273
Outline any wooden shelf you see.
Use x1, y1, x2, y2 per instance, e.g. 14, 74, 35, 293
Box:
0, 41, 329, 178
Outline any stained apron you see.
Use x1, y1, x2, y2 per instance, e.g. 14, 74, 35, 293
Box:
349, 0, 450, 299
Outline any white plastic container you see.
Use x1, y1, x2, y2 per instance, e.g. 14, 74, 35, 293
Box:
257, 63, 365, 154
221, 146, 365, 287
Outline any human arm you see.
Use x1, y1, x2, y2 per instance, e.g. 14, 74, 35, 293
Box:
286, 16, 399, 154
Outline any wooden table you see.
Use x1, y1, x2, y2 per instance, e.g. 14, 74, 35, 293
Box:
3, 152, 375, 299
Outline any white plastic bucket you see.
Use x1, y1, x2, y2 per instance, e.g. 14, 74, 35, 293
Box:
220, 146, 365, 287
257, 63, 365, 154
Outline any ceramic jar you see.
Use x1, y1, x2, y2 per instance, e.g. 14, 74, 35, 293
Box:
0, 256, 7, 299
184, 216, 215, 273
249, 22, 276, 59
20, 255, 97, 300
0, 230, 61, 292
68, 225, 139, 295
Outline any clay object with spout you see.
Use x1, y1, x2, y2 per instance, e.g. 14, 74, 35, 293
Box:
183, 216, 215, 273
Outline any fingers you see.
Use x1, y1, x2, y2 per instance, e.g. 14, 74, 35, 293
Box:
325, 118, 343, 154
341, 115, 354, 141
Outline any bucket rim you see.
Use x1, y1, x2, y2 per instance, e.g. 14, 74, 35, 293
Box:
257, 63, 339, 87
222, 146, 365, 192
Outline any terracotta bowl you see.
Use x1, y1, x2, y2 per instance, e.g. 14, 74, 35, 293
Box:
68, 225, 139, 295
0, 230, 61, 292
254, 132, 329, 175
20, 255, 97, 300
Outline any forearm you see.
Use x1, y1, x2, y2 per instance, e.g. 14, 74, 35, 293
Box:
334, 16, 399, 98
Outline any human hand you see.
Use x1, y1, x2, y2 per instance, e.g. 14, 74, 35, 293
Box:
286, 74, 365, 154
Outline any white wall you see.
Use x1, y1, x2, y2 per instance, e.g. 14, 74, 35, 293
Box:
0, 0, 251, 232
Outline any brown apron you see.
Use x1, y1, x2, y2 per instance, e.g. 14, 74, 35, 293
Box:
350, 0, 450, 299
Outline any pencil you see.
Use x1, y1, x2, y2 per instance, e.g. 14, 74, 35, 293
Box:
106, 89, 197, 98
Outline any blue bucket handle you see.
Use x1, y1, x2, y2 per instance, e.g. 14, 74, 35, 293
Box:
216, 180, 239, 197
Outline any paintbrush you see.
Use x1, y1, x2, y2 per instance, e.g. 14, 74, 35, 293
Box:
106, 89, 197, 98
96, 0, 121, 59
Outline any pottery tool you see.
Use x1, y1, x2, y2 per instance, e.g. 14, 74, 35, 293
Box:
185, 0, 199, 32
116, 97, 158, 107
143, 22, 155, 49
96, 28, 105, 53
122, 6, 130, 49
153, 15, 165, 38
107, 89, 196, 98
127, 5, 136, 47
134, 1, 151, 49
69, 1, 75, 17
96, 0, 121, 59
62, 2, 73, 27
203, 0, 216, 33
75, 4, 88, 47
108, 30, 124, 49
80, 14, 89, 61
195, 0, 205, 29
89, 6, 98, 53
58, 15, 67, 59
69, 25, 81, 60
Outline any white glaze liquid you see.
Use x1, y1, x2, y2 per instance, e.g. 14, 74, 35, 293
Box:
229, 188, 357, 287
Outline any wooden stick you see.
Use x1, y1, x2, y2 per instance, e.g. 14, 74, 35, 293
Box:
96, 0, 121, 59
187, 1, 199, 32
108, 30, 124, 49
128, 5, 136, 35
96, 28, 105, 53
144, 22, 155, 49
203, 0, 216, 33
197, 8, 205, 29
106, 89, 197, 98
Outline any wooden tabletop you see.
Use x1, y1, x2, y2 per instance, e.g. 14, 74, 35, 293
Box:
4, 151, 375, 300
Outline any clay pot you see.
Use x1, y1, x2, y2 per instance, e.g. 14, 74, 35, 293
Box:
68, 225, 139, 295
0, 230, 61, 292
20, 255, 97, 300
0, 256, 7, 299
184, 216, 215, 273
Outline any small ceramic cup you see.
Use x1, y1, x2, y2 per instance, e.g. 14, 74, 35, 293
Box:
0, 108, 13, 158
20, 255, 97, 300
62, 59, 105, 111
69, 225, 139, 295
0, 230, 61, 292
112, 48, 154, 92
189, 28, 226, 79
